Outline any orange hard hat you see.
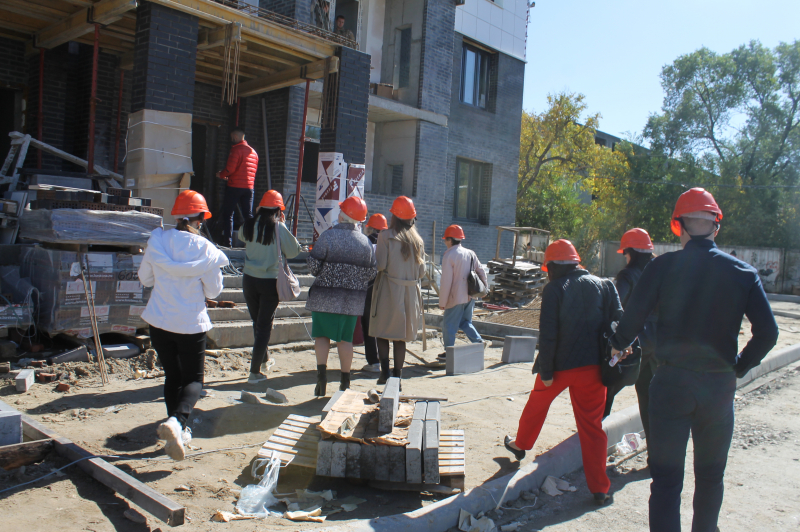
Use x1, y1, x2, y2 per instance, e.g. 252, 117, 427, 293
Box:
339, 196, 368, 222
617, 228, 654, 253
390, 196, 416, 219
443, 224, 466, 240
542, 239, 580, 272
670, 188, 722, 237
172, 190, 212, 219
259, 190, 285, 211
367, 213, 388, 231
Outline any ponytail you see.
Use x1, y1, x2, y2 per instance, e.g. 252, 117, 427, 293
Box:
176, 215, 203, 235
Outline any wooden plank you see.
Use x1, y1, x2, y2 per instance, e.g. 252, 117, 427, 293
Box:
238, 56, 339, 98
260, 442, 317, 458
322, 390, 344, 413
0, 439, 54, 470
268, 435, 318, 450
35, 0, 136, 49
272, 428, 319, 441
0, 399, 185, 526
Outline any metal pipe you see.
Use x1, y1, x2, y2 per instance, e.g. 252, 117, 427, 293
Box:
87, 24, 100, 175
37, 48, 44, 169
113, 70, 124, 174
292, 79, 310, 236
235, 97, 240, 126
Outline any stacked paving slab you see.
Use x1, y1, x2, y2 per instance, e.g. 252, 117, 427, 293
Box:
486, 260, 546, 305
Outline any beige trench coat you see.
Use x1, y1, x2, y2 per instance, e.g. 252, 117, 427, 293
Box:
368, 229, 425, 341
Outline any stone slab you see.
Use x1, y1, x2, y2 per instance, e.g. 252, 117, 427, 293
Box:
346, 442, 361, 479
316, 439, 333, 476
425, 312, 538, 338
360, 444, 376, 480
374, 444, 389, 481
331, 441, 348, 478
405, 419, 423, 484
501, 336, 538, 363
0, 410, 22, 446
412, 401, 427, 420
388, 445, 406, 483
15, 368, 34, 392
423, 419, 439, 484
425, 401, 440, 424
379, 377, 400, 433
445, 343, 484, 375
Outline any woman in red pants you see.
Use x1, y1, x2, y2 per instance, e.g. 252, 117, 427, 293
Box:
504, 239, 624, 505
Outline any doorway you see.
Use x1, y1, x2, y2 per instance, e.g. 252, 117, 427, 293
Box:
0, 88, 21, 163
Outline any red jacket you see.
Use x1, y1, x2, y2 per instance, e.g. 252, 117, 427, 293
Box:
219, 140, 258, 189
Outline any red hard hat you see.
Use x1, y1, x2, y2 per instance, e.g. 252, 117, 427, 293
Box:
617, 228, 654, 253
542, 239, 580, 272
172, 190, 212, 219
443, 224, 466, 240
367, 213, 388, 231
339, 196, 368, 222
390, 196, 416, 219
671, 188, 723, 237
259, 190, 285, 211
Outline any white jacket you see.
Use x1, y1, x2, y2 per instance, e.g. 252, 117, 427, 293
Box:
138, 228, 229, 334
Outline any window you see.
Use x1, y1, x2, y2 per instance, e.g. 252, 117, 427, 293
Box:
389, 164, 404, 194
398, 28, 411, 89
455, 159, 483, 221
460, 44, 490, 109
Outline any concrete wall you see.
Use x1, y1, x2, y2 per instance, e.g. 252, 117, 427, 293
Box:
455, 0, 529, 61
381, 0, 424, 107
361, 0, 386, 83
370, 120, 416, 195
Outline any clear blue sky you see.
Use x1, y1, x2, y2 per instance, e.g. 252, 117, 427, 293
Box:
523, 0, 800, 139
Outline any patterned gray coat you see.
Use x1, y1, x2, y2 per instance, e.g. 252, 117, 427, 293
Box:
305, 223, 377, 316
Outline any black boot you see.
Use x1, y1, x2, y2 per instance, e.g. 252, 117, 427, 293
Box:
340, 372, 351, 391
393, 367, 403, 392
314, 365, 327, 397
377, 358, 390, 385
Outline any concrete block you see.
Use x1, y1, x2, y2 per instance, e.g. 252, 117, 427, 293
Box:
360, 444, 376, 480
388, 445, 406, 483
405, 419, 423, 484
445, 343, 484, 375
316, 439, 333, 476
48, 346, 89, 364
379, 377, 401, 433
346, 442, 361, 479
15, 368, 34, 392
374, 444, 389, 481
331, 441, 348, 478
412, 401, 427, 420
425, 401, 441, 424
0, 411, 22, 446
423, 420, 440, 484
501, 336, 538, 363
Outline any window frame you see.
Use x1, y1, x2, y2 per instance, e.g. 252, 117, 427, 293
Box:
460, 43, 491, 110
453, 158, 483, 222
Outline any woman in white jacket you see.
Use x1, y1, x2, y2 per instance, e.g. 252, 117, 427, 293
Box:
138, 190, 229, 461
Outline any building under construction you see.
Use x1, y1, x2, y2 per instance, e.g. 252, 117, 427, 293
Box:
0, 0, 528, 259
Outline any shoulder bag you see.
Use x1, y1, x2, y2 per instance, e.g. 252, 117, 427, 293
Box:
274, 224, 301, 301
466, 254, 487, 296
599, 279, 641, 387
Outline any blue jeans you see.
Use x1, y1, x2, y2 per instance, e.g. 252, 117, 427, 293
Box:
220, 186, 254, 247
442, 300, 482, 348
648, 365, 736, 532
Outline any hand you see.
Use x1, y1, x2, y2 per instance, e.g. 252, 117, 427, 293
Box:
280, 212, 286, 223
611, 346, 634, 360
542, 379, 553, 387
439, 305, 445, 310
215, 171, 220, 178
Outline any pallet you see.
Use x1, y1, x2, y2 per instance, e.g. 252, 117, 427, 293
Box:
439, 429, 465, 490
258, 414, 320, 468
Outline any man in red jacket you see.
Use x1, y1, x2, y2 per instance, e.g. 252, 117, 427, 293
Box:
216, 128, 258, 247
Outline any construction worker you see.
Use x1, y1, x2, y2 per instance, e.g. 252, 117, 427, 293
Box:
604, 228, 657, 434
505, 239, 621, 506
138, 191, 229, 461
240, 191, 303, 385
610, 188, 778, 532
437, 224, 487, 362
306, 197, 376, 396
360, 213, 388, 373
334, 15, 355, 41
369, 196, 425, 388
216, 128, 258, 248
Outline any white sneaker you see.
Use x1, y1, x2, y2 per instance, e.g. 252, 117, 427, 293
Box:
360, 363, 381, 373
182, 427, 192, 446
157, 416, 186, 461
248, 372, 268, 383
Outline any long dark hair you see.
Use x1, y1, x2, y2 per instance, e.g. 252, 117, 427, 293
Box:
546, 262, 578, 282
390, 215, 425, 264
176, 214, 204, 235
242, 207, 281, 245
623, 249, 655, 270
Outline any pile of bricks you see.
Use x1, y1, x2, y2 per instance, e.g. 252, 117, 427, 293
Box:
30, 187, 163, 217
486, 260, 546, 305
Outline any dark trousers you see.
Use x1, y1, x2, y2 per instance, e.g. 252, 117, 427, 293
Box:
220, 186, 254, 247
603, 352, 657, 438
150, 325, 206, 428
361, 285, 378, 364
243, 275, 280, 373
648, 365, 736, 532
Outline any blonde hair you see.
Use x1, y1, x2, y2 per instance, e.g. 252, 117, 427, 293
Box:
390, 215, 425, 265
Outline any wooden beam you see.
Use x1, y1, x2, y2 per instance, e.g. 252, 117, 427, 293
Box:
0, 2, 65, 23
197, 22, 242, 51
198, 49, 277, 75
238, 56, 337, 98
0, 439, 55, 471
240, 45, 299, 68
0, 400, 185, 526
0, 10, 48, 33
35, 0, 137, 49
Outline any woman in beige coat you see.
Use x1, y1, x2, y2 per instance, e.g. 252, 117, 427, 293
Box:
369, 196, 426, 386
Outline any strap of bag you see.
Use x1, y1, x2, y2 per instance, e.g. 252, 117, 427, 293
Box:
274, 223, 284, 267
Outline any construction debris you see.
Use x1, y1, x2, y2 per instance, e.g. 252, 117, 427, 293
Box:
486, 260, 546, 306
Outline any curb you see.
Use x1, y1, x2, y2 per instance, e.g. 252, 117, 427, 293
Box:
317, 342, 800, 532
773, 310, 800, 320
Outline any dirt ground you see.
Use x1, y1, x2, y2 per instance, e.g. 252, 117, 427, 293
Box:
0, 303, 797, 532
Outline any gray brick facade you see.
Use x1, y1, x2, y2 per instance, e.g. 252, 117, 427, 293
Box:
320, 47, 370, 164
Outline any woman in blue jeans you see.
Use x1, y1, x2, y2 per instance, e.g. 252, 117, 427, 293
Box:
239, 190, 302, 384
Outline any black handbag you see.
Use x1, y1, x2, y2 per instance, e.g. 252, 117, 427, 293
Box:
467, 255, 486, 296
598, 280, 641, 387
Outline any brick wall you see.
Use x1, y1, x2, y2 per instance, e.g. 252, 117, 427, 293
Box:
259, 0, 311, 23
0, 37, 25, 88
131, 1, 198, 113
417, 0, 455, 114
26, 44, 70, 170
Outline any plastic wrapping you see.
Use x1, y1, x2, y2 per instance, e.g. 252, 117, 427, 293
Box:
20, 247, 152, 337
235, 452, 282, 518
19, 209, 162, 246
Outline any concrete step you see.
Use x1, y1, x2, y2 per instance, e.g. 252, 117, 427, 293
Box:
206, 318, 313, 349
214, 286, 310, 303
207, 303, 311, 323
222, 274, 315, 289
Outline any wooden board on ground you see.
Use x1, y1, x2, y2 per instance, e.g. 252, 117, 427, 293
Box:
0, 439, 54, 470
258, 414, 320, 468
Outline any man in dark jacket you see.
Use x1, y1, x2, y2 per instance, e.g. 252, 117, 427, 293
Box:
610, 188, 779, 532
505, 239, 622, 506
217, 128, 258, 247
